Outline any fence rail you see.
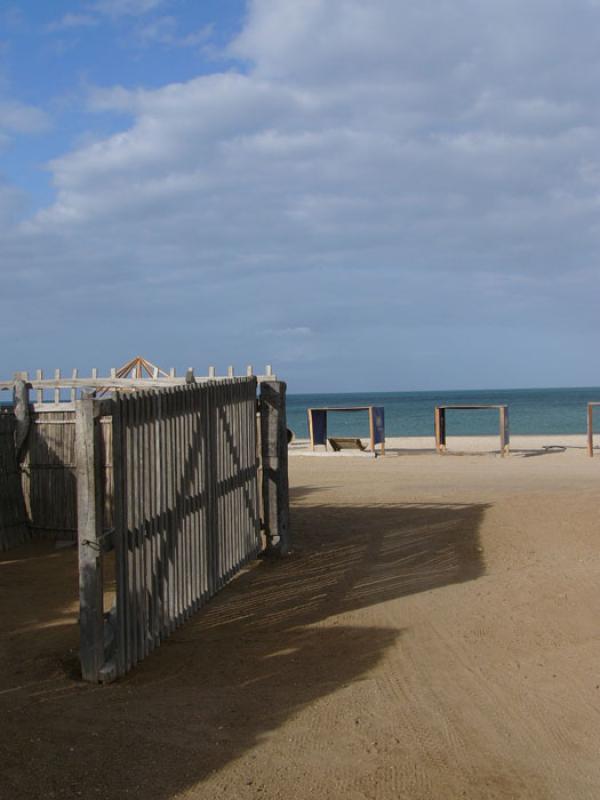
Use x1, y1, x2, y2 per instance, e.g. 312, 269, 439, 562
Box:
0, 364, 276, 406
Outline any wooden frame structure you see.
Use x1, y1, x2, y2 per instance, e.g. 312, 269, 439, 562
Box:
587, 402, 600, 457
307, 406, 385, 454
434, 404, 510, 457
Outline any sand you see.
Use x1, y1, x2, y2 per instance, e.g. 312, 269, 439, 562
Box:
1, 438, 600, 799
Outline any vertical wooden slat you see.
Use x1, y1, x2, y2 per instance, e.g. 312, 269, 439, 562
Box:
182, 385, 191, 617
142, 391, 150, 653
76, 395, 104, 682
142, 392, 155, 652
191, 385, 200, 611
166, 388, 176, 634
153, 391, 164, 641
36, 369, 43, 404
112, 394, 128, 676
259, 380, 290, 556
131, 392, 142, 664
174, 386, 183, 622
54, 369, 61, 404
71, 369, 78, 402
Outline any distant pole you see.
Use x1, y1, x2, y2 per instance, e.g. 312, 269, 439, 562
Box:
259, 381, 290, 555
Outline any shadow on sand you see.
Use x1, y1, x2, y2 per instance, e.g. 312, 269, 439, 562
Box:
0, 489, 488, 799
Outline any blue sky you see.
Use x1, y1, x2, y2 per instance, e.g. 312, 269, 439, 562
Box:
1, 0, 599, 392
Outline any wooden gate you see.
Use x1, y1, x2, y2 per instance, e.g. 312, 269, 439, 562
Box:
77, 379, 261, 681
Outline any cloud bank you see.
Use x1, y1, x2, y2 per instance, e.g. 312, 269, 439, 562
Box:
3, 0, 600, 389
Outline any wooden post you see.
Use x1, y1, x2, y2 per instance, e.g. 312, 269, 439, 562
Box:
368, 407, 375, 452
588, 404, 594, 457
260, 381, 290, 555
76, 394, 105, 682
12, 378, 30, 460
434, 407, 446, 453
499, 406, 510, 457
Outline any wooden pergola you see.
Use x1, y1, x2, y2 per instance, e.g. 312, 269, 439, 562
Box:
307, 406, 385, 454
434, 404, 510, 457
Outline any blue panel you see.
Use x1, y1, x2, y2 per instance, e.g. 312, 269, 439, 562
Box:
309, 409, 327, 445
372, 407, 385, 445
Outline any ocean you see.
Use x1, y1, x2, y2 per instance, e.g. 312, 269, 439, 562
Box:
286, 387, 600, 439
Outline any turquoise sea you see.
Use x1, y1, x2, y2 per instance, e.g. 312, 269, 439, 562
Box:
286, 387, 600, 439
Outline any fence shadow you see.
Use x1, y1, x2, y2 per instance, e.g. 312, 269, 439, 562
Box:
0, 492, 487, 799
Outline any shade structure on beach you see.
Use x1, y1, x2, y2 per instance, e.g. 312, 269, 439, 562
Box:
307, 406, 385, 454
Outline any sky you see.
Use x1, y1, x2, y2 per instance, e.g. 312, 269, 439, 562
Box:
1, 0, 600, 393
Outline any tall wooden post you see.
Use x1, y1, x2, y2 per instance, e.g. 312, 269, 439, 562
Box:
259, 381, 290, 555
588, 404, 594, 457
12, 378, 30, 461
499, 406, 510, 457
434, 407, 446, 453
76, 394, 105, 682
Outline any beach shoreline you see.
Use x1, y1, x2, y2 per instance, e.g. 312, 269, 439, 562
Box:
290, 433, 596, 456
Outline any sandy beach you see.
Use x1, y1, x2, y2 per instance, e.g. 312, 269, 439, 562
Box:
2, 437, 600, 799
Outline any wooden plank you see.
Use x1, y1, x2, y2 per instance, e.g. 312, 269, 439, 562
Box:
190, 386, 201, 611
142, 391, 155, 653
174, 386, 184, 621
588, 404, 594, 457
155, 391, 167, 637
259, 380, 290, 555
112, 394, 127, 676
35, 370, 43, 403
131, 393, 142, 665
499, 406, 510, 457
13, 380, 30, 461
139, 392, 149, 651
76, 395, 105, 682
165, 388, 176, 634
182, 386, 191, 614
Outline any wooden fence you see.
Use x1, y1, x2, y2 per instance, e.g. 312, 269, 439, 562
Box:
0, 369, 289, 681
0, 365, 275, 542
78, 379, 263, 681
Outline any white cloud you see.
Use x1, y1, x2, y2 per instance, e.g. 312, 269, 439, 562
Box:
4, 0, 600, 386
136, 15, 213, 48
92, 0, 165, 17
45, 13, 98, 32
0, 99, 49, 140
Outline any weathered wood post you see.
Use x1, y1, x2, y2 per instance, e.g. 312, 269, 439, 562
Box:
259, 381, 290, 555
499, 406, 510, 457
12, 377, 30, 461
76, 393, 105, 682
434, 406, 446, 453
